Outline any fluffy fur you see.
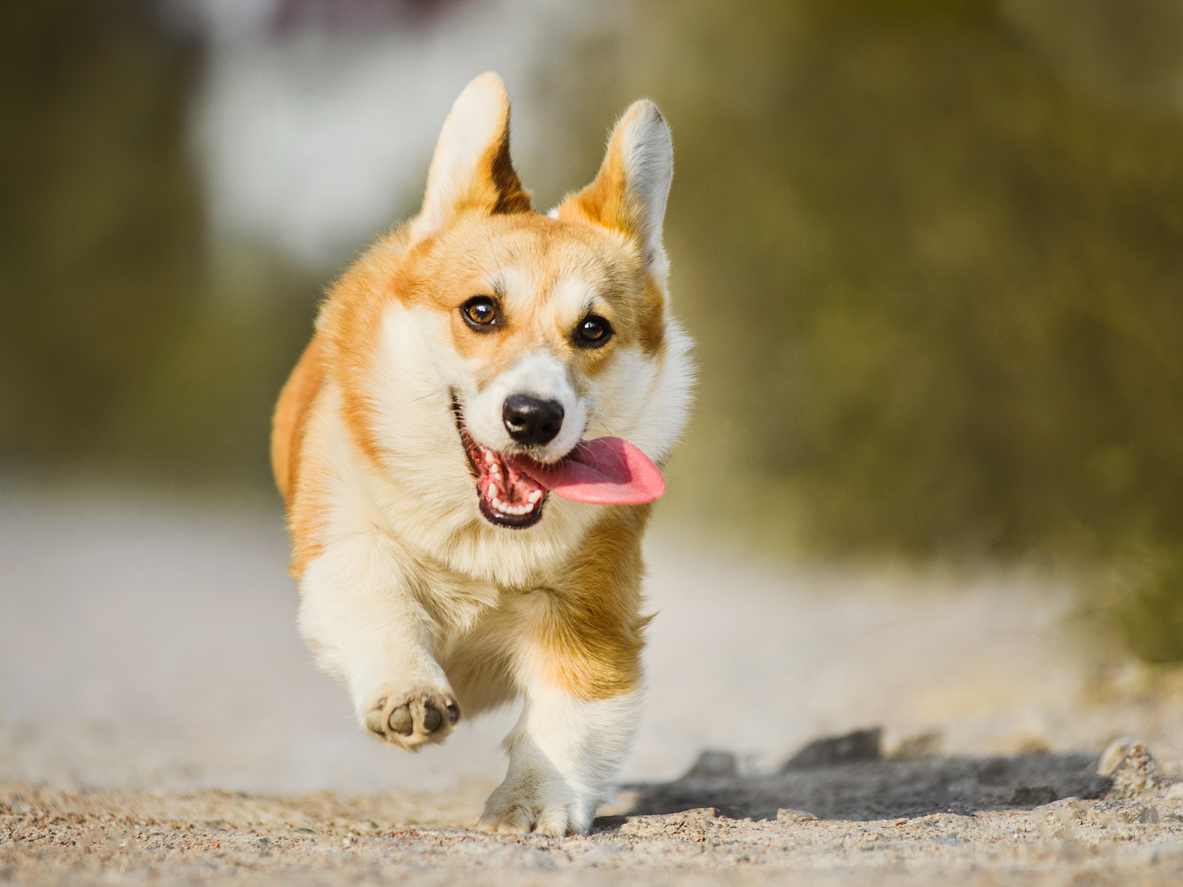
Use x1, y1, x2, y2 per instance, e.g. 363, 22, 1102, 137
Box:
271, 73, 693, 836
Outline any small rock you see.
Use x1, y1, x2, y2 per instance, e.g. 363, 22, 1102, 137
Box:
777, 808, 820, 823
670, 808, 717, 828
1098, 738, 1137, 777
680, 750, 738, 780
1042, 798, 1088, 823
1113, 803, 1160, 824
1099, 739, 1161, 799
781, 728, 882, 771
620, 808, 717, 841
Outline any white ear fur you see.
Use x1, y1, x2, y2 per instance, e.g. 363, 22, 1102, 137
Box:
409, 73, 528, 242
617, 101, 674, 279
557, 100, 674, 281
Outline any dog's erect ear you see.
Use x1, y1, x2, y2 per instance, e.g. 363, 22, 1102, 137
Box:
408, 73, 531, 242
556, 100, 673, 281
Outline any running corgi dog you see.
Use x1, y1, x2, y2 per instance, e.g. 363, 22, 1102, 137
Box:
271, 73, 693, 836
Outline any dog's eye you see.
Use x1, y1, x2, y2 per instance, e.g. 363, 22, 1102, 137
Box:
462, 296, 497, 329
574, 314, 613, 348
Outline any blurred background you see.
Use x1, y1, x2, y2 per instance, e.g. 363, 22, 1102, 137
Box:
3, 0, 1183, 792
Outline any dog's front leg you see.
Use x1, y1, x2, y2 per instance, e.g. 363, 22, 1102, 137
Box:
480, 678, 642, 837
480, 565, 647, 837
297, 530, 460, 750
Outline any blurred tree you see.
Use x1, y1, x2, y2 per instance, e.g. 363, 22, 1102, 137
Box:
641, 1, 1183, 602
0, 1, 321, 490
1004, 0, 1183, 113
0, 0, 202, 466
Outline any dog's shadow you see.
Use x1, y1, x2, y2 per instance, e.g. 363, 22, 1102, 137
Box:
599, 729, 1110, 827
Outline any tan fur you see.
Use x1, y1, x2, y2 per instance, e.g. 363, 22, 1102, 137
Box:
271, 334, 323, 507
271, 333, 331, 578
273, 83, 672, 687
269, 74, 692, 836
528, 504, 653, 700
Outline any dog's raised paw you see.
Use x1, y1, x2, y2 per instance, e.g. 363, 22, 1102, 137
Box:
363, 688, 460, 749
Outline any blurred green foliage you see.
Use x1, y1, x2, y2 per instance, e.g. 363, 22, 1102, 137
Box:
2, 0, 1182, 658
637, 0, 1183, 657
650, 1, 1183, 562
0, 1, 199, 462
0, 1, 318, 488
1112, 548, 1183, 664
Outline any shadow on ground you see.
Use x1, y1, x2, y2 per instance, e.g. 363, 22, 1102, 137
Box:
611, 729, 1110, 824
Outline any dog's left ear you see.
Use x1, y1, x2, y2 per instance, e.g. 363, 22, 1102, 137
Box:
556, 100, 674, 282
409, 72, 532, 243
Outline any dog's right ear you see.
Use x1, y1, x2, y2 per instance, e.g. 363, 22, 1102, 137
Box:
408, 73, 532, 243
555, 100, 674, 283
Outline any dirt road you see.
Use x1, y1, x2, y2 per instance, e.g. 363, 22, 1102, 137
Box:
3, 491, 1183, 884
4, 753, 1183, 886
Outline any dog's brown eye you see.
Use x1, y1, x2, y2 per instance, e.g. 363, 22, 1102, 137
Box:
574, 314, 612, 348
462, 296, 497, 329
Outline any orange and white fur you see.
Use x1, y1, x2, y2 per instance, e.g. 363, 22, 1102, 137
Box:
271, 73, 692, 836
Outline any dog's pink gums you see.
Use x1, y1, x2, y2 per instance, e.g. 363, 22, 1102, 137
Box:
461, 430, 549, 527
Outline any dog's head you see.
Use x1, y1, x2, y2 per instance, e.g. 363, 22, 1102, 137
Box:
320, 74, 692, 535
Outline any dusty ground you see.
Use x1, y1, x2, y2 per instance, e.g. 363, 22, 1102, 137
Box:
3, 491, 1183, 884
4, 747, 1183, 886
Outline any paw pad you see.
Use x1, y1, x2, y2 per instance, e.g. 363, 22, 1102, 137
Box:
364, 691, 461, 747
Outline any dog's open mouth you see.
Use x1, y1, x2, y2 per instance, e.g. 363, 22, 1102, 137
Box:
452, 396, 667, 530
453, 400, 548, 529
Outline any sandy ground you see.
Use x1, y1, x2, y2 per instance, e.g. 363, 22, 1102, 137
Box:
3, 489, 1183, 884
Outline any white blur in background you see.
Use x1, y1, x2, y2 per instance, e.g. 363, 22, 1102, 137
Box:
164, 0, 629, 269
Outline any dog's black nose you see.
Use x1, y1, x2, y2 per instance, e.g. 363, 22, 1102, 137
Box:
503, 394, 564, 446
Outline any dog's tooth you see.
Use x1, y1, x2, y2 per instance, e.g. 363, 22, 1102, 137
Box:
527, 490, 542, 504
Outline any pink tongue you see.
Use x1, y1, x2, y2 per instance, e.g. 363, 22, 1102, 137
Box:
511, 438, 665, 505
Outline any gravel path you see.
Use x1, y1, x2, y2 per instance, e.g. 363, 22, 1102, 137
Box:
4, 767, 1183, 886
3, 491, 1183, 884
